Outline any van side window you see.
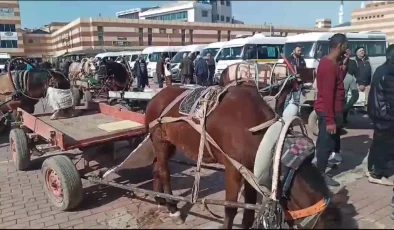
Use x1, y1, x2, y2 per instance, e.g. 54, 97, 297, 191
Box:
348, 40, 386, 57
315, 42, 329, 58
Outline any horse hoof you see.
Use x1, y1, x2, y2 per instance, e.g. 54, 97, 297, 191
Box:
170, 211, 184, 225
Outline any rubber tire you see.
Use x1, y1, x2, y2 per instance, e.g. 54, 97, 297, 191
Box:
42, 155, 83, 211
9, 128, 30, 171
308, 110, 319, 136
71, 87, 82, 106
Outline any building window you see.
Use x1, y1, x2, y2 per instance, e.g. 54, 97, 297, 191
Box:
28, 39, 33, 44
221, 0, 225, 5
146, 11, 188, 21
217, 30, 221, 41
138, 28, 143, 46
148, 28, 152, 46
227, 31, 231, 41
216, 15, 220, 21
0, 40, 17, 48
172, 29, 177, 34
97, 26, 104, 46
159, 28, 166, 34
221, 15, 224, 21
226, 17, 230, 22
181, 29, 185, 46
226, 0, 230, 6
202, 10, 208, 17
381, 14, 384, 17
0, 24, 16, 32
190, 30, 193, 43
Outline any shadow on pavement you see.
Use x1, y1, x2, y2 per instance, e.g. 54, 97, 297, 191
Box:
329, 188, 359, 229
328, 134, 372, 177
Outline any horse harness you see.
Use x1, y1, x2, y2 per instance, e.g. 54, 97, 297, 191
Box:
148, 79, 329, 229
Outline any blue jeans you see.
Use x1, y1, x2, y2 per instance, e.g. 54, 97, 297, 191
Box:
284, 89, 301, 109
316, 111, 341, 173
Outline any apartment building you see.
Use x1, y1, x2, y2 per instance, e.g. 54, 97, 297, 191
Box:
0, 0, 24, 57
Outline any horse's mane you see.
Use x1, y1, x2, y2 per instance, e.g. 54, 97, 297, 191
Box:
83, 59, 94, 74
296, 160, 330, 198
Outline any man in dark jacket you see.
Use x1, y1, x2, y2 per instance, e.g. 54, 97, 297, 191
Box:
133, 55, 148, 90
354, 46, 372, 105
284, 45, 306, 109
155, 54, 165, 88
194, 55, 208, 86
366, 44, 394, 186
314, 33, 348, 187
179, 53, 194, 85
206, 53, 216, 86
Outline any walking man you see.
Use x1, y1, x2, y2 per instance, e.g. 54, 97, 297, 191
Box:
314, 33, 348, 187
367, 44, 394, 186
194, 55, 208, 86
206, 53, 216, 86
133, 55, 148, 90
284, 45, 306, 109
156, 54, 165, 88
354, 46, 372, 105
179, 53, 194, 85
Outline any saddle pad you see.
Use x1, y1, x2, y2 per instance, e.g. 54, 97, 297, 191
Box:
179, 87, 207, 115
97, 120, 143, 132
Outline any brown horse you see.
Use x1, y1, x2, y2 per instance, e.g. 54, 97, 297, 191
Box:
143, 63, 342, 228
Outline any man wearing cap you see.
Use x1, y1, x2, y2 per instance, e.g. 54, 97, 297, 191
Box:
179, 52, 194, 85
194, 55, 208, 86
367, 44, 394, 186
354, 46, 372, 105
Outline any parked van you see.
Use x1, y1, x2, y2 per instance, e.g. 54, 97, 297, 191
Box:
201, 41, 228, 61
114, 51, 141, 69
141, 46, 183, 79
95, 52, 121, 61
214, 34, 286, 82
170, 44, 207, 81
0, 53, 10, 72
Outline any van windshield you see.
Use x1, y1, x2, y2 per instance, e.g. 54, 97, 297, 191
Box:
142, 54, 148, 61
283, 42, 316, 59
131, 55, 139, 61
171, 51, 190, 63
216, 46, 243, 61
201, 48, 221, 58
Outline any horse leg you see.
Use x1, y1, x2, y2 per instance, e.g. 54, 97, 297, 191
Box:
241, 180, 257, 229
151, 136, 182, 223
223, 164, 242, 229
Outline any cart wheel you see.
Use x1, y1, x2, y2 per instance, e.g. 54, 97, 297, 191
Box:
84, 91, 92, 103
71, 87, 82, 106
42, 155, 83, 211
308, 110, 319, 136
9, 128, 30, 171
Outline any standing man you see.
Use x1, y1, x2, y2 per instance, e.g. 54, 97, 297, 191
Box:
194, 55, 208, 86
133, 55, 148, 90
366, 44, 394, 186
343, 49, 359, 126
314, 33, 348, 187
206, 53, 216, 86
156, 54, 165, 88
354, 47, 372, 105
179, 53, 194, 85
284, 45, 306, 109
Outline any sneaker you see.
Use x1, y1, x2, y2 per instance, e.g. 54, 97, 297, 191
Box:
368, 176, 394, 186
329, 152, 343, 163
324, 174, 340, 187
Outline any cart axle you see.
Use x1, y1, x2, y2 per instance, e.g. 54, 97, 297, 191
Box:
86, 176, 261, 211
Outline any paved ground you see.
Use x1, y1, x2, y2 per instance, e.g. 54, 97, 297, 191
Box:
0, 90, 394, 229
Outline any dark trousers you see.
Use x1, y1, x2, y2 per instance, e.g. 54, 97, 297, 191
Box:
316, 111, 341, 173
158, 75, 164, 88
207, 73, 213, 86
137, 75, 147, 89
181, 74, 192, 85
368, 129, 394, 178
196, 74, 206, 86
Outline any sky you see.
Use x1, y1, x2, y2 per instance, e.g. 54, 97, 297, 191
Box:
18, 1, 364, 29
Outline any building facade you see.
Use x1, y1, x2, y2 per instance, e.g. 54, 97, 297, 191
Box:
0, 0, 24, 56
20, 17, 327, 58
330, 1, 394, 43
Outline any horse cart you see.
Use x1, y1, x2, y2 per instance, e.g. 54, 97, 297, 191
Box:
9, 102, 145, 210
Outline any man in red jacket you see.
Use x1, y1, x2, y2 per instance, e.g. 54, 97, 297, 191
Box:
314, 33, 348, 187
